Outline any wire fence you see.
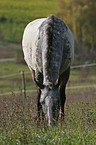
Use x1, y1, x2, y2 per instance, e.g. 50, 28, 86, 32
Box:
0, 63, 96, 79
0, 63, 96, 96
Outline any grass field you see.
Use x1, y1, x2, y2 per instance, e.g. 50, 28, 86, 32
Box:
0, 41, 21, 59
0, 0, 56, 42
0, 87, 96, 144
0, 61, 96, 144
0, 0, 96, 144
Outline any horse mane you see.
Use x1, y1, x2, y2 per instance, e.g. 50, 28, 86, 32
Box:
37, 15, 68, 85
38, 15, 54, 85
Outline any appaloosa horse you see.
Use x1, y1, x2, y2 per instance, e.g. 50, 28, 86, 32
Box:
22, 15, 74, 125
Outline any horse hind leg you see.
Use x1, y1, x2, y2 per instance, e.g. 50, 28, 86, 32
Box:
60, 67, 70, 120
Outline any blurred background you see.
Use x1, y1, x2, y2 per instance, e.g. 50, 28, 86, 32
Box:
0, 0, 96, 95
0, 0, 96, 64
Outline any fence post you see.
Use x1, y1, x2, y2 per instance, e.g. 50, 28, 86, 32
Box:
21, 71, 26, 98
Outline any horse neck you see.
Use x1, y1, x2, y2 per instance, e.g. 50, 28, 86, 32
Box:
42, 16, 64, 85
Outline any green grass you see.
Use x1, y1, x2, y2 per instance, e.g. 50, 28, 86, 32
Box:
0, 61, 96, 144
0, 92, 96, 144
0, 0, 56, 42
0, 0, 56, 20
0, 61, 28, 76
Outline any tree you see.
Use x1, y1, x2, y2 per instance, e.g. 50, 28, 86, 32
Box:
56, 0, 96, 50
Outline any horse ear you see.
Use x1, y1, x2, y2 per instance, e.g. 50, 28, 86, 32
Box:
34, 78, 45, 89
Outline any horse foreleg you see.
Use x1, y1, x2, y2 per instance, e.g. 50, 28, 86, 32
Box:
60, 67, 70, 120
31, 69, 44, 123
60, 86, 66, 120
36, 87, 42, 121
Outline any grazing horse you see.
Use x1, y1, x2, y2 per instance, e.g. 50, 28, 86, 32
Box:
22, 15, 74, 125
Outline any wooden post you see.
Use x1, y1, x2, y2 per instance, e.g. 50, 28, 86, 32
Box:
21, 71, 26, 98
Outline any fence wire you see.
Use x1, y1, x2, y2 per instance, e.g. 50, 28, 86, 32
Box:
0, 84, 96, 96
0, 63, 96, 96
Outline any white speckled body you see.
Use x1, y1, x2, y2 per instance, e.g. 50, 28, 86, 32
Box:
22, 15, 74, 125
22, 18, 46, 71
22, 16, 74, 80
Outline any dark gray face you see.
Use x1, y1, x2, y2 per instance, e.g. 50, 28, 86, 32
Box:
40, 86, 60, 125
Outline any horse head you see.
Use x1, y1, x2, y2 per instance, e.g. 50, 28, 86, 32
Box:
34, 79, 60, 125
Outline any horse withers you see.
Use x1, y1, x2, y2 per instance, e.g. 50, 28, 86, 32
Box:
22, 15, 74, 125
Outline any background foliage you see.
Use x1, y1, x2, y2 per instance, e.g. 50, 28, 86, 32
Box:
56, 0, 96, 63
0, 0, 96, 64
